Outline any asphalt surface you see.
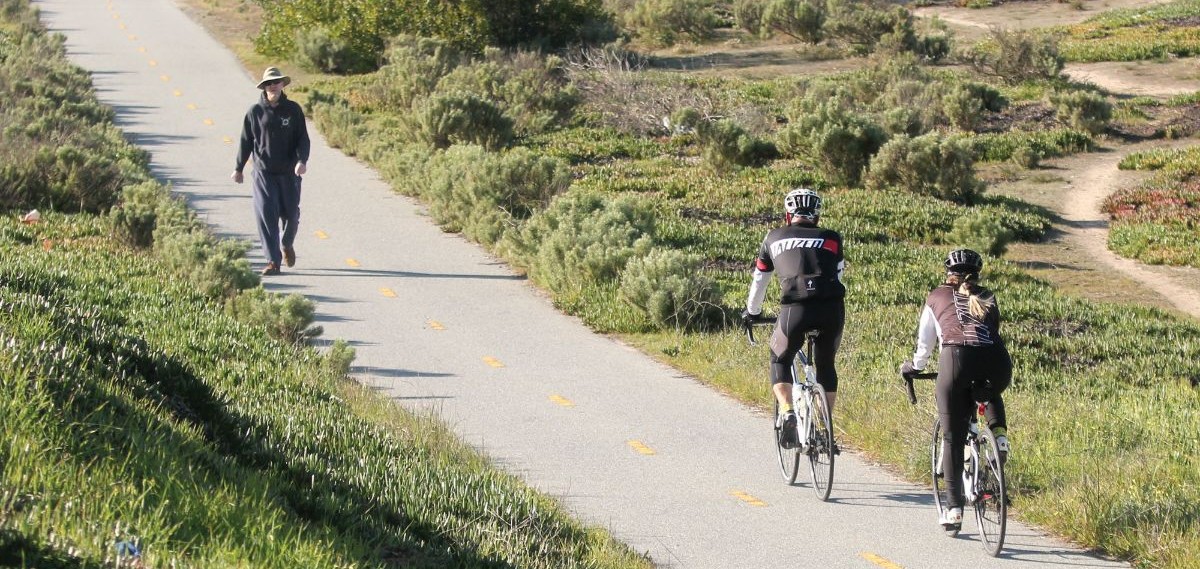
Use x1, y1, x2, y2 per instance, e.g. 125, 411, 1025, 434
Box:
37, 1, 1130, 567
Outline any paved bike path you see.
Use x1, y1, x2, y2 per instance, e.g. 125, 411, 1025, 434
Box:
37, 1, 1128, 567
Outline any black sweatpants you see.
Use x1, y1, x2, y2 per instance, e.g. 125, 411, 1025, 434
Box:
937, 344, 1012, 509
768, 299, 845, 392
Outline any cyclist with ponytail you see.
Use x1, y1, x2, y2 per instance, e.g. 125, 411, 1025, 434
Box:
901, 249, 1012, 529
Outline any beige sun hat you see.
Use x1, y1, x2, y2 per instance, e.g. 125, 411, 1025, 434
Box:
255, 67, 291, 89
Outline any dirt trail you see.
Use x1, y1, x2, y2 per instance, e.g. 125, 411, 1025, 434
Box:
921, 1, 1200, 321
1049, 143, 1200, 319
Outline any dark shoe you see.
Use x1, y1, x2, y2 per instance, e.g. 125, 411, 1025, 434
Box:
261, 262, 281, 276
778, 412, 799, 449
283, 246, 296, 268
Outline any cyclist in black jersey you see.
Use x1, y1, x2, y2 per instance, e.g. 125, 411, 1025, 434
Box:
743, 188, 847, 449
901, 249, 1011, 529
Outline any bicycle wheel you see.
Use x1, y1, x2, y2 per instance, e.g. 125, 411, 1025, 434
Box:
773, 399, 801, 484
806, 382, 835, 501
930, 419, 959, 537
973, 427, 1008, 556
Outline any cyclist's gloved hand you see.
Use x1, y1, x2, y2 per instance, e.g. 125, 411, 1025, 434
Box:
972, 383, 992, 404
741, 310, 760, 326
900, 360, 919, 380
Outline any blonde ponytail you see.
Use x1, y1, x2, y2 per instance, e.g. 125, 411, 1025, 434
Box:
947, 273, 994, 320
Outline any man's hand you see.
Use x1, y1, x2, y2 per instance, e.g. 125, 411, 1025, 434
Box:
900, 360, 919, 380
741, 310, 760, 326
231, 170, 243, 184
295, 162, 307, 176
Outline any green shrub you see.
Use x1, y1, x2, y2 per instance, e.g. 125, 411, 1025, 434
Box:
417, 145, 571, 246
734, 0, 768, 36
762, 0, 827, 44
964, 28, 1065, 84
946, 210, 1015, 257
673, 109, 777, 171
620, 248, 723, 330
826, 0, 916, 55
109, 181, 169, 248
155, 230, 258, 300
968, 128, 1093, 163
501, 191, 655, 293
224, 286, 323, 345
438, 49, 580, 136
780, 93, 888, 187
411, 90, 514, 150
865, 133, 983, 203
1050, 90, 1112, 135
294, 26, 362, 74
625, 0, 720, 46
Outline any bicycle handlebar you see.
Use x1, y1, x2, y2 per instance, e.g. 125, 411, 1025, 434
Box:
902, 371, 938, 405
742, 315, 777, 347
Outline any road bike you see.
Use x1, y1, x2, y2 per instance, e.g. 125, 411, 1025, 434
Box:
744, 316, 835, 500
904, 371, 1008, 556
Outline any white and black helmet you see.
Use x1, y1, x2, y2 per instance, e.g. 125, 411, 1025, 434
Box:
784, 188, 821, 221
945, 248, 983, 274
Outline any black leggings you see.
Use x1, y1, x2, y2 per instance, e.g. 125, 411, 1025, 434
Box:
768, 300, 845, 392
938, 344, 1012, 509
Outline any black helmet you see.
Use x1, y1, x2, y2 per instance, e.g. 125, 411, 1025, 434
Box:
784, 188, 821, 221
945, 249, 983, 274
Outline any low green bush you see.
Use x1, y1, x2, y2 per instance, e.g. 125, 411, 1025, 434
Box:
865, 133, 982, 203
623, 0, 720, 46
762, 0, 826, 44
410, 90, 515, 150
620, 248, 723, 330
963, 28, 1065, 84
946, 209, 1015, 257
224, 286, 323, 345
294, 25, 362, 74
1050, 90, 1113, 135
109, 180, 170, 248
501, 190, 655, 294
779, 93, 888, 187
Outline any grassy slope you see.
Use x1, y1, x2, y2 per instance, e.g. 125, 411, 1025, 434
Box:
0, 214, 650, 568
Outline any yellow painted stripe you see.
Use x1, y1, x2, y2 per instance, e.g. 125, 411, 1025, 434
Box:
627, 440, 656, 455
112, 13, 119, 19
379, 288, 396, 298
222, 136, 233, 145
127, 34, 137, 41
148, 60, 157, 67
160, 75, 170, 82
427, 320, 445, 331
730, 490, 767, 507
482, 356, 505, 368
314, 230, 328, 239
860, 552, 904, 569
345, 258, 360, 267
203, 118, 214, 126
549, 395, 575, 408
118, 23, 126, 30
137, 46, 146, 53
186, 103, 197, 111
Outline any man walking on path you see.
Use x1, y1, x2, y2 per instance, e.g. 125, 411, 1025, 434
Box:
231, 66, 310, 276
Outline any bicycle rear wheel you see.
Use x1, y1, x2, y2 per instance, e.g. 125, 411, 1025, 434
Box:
806, 382, 834, 501
773, 399, 801, 484
973, 428, 1008, 556
930, 419, 959, 537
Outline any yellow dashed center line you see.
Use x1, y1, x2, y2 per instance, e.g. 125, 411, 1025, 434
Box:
861, 552, 904, 569
137, 46, 146, 53
314, 230, 328, 239
148, 60, 157, 67
112, 13, 119, 19
127, 34, 137, 41
427, 320, 445, 331
222, 137, 232, 145
379, 288, 396, 298
549, 395, 575, 408
345, 258, 360, 267
186, 103, 198, 111
730, 490, 767, 507
160, 75, 170, 82
202, 118, 214, 126
482, 356, 505, 368
118, 23, 126, 30
627, 440, 656, 455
